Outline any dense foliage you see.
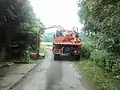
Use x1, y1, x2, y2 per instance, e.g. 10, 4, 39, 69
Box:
78, 0, 120, 76
0, 0, 44, 61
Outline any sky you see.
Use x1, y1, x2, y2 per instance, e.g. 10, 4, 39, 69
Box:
29, 0, 83, 32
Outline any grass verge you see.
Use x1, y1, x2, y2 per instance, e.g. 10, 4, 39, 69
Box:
75, 59, 120, 90
28, 47, 46, 64
28, 59, 42, 64
13, 47, 46, 64
40, 47, 46, 54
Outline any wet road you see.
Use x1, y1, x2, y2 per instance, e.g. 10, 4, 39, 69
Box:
10, 49, 95, 90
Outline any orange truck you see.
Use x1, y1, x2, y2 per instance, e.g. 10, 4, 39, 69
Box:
52, 29, 82, 60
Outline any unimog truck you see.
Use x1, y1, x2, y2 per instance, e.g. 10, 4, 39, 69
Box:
52, 29, 82, 60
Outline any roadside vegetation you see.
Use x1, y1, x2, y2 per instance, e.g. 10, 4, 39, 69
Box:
76, 0, 120, 90
40, 47, 46, 54
76, 39, 120, 90
76, 59, 120, 90
0, 0, 44, 63
27, 47, 46, 64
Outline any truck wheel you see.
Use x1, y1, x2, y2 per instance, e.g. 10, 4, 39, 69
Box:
54, 54, 60, 60
75, 55, 80, 61
54, 54, 57, 60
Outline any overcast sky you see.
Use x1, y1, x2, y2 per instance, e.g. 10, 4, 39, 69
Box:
29, 0, 83, 32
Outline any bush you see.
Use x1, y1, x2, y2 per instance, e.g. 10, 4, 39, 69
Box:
81, 40, 93, 58
81, 39, 120, 76
75, 59, 120, 90
107, 54, 120, 76
90, 50, 108, 67
90, 49, 120, 76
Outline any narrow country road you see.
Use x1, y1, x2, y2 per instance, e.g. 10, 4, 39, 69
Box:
10, 48, 95, 90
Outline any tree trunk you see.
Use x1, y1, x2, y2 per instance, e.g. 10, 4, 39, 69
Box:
0, 47, 5, 62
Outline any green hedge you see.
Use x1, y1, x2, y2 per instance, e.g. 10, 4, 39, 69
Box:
90, 49, 120, 76
81, 40, 120, 76
81, 40, 94, 59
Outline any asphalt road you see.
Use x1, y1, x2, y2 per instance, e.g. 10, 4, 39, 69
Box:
10, 49, 95, 90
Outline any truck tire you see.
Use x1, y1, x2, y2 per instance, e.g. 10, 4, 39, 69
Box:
54, 54, 57, 60
54, 54, 60, 60
75, 55, 80, 61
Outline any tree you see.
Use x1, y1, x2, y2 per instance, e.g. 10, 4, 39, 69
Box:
78, 0, 120, 74
78, 0, 120, 53
0, 0, 44, 60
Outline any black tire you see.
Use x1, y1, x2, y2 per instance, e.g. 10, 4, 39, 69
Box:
54, 54, 60, 60
75, 55, 80, 61
54, 54, 57, 60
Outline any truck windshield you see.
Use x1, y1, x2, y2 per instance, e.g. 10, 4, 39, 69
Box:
56, 30, 63, 37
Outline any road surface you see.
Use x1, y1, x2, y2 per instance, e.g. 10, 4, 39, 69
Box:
10, 49, 95, 90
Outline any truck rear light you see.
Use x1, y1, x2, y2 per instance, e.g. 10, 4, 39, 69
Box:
53, 49, 62, 53
58, 50, 61, 52
74, 51, 80, 54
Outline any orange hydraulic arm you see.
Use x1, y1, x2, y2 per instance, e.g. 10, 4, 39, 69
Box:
36, 25, 65, 54
36, 25, 79, 54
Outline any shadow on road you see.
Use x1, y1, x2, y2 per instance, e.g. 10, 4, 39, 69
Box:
45, 60, 62, 90
54, 56, 80, 62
